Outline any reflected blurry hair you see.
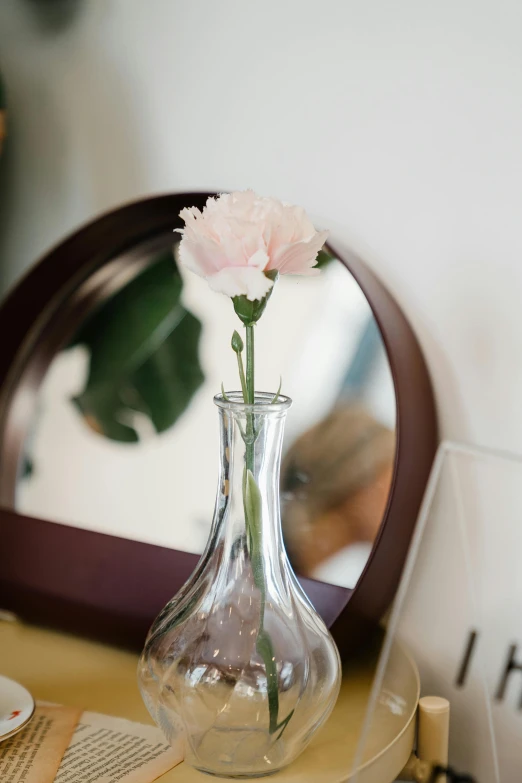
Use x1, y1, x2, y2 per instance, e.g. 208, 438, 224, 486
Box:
281, 404, 395, 576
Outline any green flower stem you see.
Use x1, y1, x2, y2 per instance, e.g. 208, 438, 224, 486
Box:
245, 471, 293, 737
245, 324, 255, 471
235, 352, 248, 414
237, 323, 293, 738
245, 325, 254, 404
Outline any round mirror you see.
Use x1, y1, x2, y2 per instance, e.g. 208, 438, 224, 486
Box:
16, 241, 395, 591
0, 193, 437, 653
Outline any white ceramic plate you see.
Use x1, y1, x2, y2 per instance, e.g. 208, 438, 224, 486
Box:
0, 675, 35, 742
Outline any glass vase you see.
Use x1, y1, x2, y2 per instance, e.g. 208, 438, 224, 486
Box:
138, 392, 341, 778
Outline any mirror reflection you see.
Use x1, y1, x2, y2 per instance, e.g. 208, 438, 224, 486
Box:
16, 243, 396, 589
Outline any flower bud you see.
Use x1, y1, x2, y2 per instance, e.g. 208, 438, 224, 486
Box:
231, 330, 244, 354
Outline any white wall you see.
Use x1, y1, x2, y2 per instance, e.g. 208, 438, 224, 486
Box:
1, 0, 521, 455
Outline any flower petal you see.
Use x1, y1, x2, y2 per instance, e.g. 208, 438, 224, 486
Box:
247, 248, 270, 269
269, 230, 329, 275
207, 267, 274, 300
176, 191, 329, 293
178, 234, 228, 277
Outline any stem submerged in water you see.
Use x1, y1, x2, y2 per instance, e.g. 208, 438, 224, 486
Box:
235, 323, 292, 738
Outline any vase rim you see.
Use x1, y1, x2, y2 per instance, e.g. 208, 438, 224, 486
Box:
214, 390, 292, 413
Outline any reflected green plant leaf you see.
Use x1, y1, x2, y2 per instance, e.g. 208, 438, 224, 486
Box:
70, 252, 204, 442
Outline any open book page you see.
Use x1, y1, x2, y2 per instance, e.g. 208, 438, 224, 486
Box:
55, 710, 184, 783
0, 703, 81, 783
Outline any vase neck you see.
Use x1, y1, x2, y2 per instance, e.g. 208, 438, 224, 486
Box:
214, 395, 290, 563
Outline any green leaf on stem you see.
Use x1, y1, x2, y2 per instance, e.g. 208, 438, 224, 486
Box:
271, 377, 282, 404
244, 470, 263, 557
256, 629, 280, 734
256, 625, 294, 737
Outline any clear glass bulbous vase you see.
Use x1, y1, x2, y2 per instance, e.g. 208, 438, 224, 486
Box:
138, 393, 341, 778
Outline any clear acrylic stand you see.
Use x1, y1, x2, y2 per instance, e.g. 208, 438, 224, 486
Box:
350, 440, 522, 783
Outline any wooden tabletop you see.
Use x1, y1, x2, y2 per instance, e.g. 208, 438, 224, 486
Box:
0, 619, 417, 782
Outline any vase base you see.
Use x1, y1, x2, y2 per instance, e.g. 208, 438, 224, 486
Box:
187, 723, 290, 779
194, 766, 281, 779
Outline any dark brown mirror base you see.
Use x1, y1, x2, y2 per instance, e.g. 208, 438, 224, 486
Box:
0, 506, 350, 651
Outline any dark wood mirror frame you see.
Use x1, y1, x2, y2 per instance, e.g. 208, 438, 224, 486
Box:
0, 193, 438, 658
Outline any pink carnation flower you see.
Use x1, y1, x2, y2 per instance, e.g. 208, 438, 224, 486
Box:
176, 190, 328, 301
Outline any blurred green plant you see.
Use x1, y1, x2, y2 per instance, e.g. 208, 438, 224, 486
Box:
69, 252, 204, 443
24, 0, 85, 32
